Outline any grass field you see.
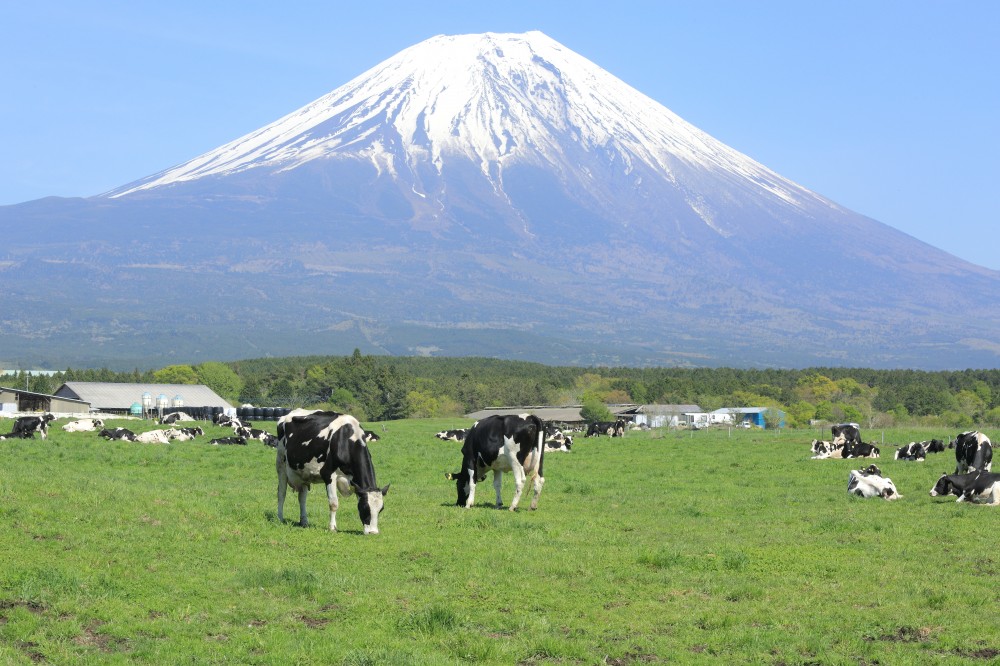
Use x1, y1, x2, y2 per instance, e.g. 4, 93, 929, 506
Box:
1, 418, 999, 665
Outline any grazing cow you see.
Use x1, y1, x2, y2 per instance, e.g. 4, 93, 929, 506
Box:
11, 413, 56, 440
446, 414, 545, 511
210, 436, 247, 446
831, 423, 861, 448
848, 467, 901, 500
952, 431, 993, 474
134, 429, 171, 444
435, 429, 468, 442
586, 420, 625, 438
98, 427, 137, 441
929, 471, 1000, 505
276, 409, 389, 534
810, 440, 844, 459
61, 418, 105, 432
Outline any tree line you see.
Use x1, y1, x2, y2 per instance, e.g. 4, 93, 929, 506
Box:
6, 352, 1000, 428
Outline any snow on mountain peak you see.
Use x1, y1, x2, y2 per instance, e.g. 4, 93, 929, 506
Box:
105, 30, 810, 211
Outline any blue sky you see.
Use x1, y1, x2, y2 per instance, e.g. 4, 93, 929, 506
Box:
3, 1, 998, 268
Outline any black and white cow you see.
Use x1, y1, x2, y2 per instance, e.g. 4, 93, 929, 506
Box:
831, 423, 861, 448
810, 439, 844, 459
446, 414, 545, 511
848, 466, 901, 500
164, 426, 204, 441
10, 413, 56, 440
210, 436, 247, 446
161, 412, 197, 425
895, 441, 928, 461
843, 441, 880, 459
543, 424, 573, 452
929, 471, 1000, 505
214, 413, 242, 428
586, 420, 625, 438
435, 429, 468, 443
98, 427, 137, 441
895, 439, 947, 461
276, 409, 389, 534
235, 426, 277, 447
61, 418, 105, 432
952, 431, 993, 474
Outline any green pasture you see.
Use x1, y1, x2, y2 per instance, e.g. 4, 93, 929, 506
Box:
1, 419, 998, 665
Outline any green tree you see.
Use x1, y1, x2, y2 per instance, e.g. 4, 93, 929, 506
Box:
195, 362, 244, 402
152, 365, 199, 384
580, 394, 613, 423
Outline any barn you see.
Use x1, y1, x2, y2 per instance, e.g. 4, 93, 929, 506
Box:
53, 382, 230, 416
0, 387, 91, 415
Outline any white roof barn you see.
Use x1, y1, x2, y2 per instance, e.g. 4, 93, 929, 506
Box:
54, 382, 230, 413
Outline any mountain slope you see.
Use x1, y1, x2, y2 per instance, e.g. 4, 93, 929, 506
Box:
2, 31, 998, 370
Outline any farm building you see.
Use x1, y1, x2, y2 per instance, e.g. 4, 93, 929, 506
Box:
464, 404, 694, 428
465, 405, 592, 426
0, 387, 91, 415
53, 382, 230, 416
713, 407, 786, 429
617, 404, 701, 428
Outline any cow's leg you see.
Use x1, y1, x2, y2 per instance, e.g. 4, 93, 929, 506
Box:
464, 468, 477, 508
508, 464, 527, 511
529, 472, 545, 510
325, 482, 339, 531
276, 460, 288, 523
297, 486, 309, 526
493, 470, 503, 509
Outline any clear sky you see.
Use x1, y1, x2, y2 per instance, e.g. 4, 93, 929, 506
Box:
3, 1, 998, 268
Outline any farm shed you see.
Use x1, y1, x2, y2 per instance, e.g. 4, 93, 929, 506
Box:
716, 407, 786, 429
465, 404, 656, 428
0, 387, 91, 415
618, 404, 701, 428
53, 382, 230, 416
465, 405, 589, 426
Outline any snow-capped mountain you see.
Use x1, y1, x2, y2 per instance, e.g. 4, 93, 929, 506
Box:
2, 31, 999, 369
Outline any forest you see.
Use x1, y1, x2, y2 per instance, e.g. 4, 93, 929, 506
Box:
5, 351, 1000, 428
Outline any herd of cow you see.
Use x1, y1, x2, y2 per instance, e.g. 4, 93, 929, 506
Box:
0, 411, 276, 446
7, 408, 998, 538
810, 423, 999, 505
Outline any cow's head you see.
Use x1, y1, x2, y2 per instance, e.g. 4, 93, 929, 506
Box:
446, 470, 470, 506
862, 464, 882, 476
353, 483, 389, 535
929, 474, 953, 497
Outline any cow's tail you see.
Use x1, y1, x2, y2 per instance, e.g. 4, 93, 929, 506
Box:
533, 415, 545, 479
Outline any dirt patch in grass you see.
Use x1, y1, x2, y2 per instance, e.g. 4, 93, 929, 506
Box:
296, 613, 329, 629
949, 646, 1000, 660
16, 641, 45, 662
0, 600, 46, 613
605, 650, 659, 665
73, 620, 121, 653
867, 626, 934, 643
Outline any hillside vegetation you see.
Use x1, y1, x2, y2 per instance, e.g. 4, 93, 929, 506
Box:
7, 352, 1000, 428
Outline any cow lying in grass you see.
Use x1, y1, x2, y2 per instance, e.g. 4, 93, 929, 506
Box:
929, 471, 1000, 505
848, 465, 901, 500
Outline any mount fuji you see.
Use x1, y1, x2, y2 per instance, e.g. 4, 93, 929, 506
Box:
2, 31, 998, 369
